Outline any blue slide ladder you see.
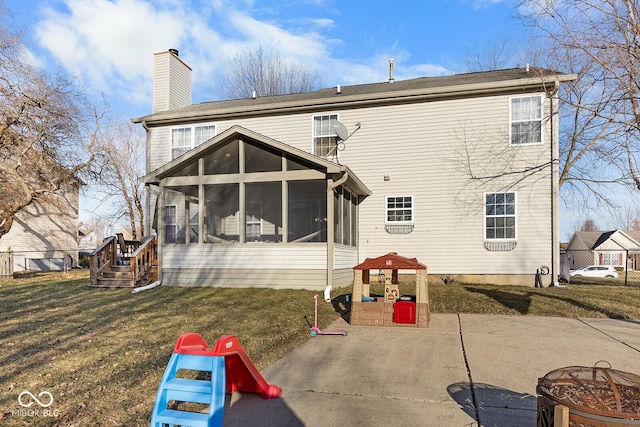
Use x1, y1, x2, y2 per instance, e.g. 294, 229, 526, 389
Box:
150, 335, 227, 427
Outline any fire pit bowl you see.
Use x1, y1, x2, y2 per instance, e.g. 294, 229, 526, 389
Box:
536, 362, 640, 427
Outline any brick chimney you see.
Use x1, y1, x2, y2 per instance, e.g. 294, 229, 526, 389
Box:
152, 49, 192, 113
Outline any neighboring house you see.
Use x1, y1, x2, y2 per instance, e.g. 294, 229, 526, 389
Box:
134, 49, 576, 289
566, 230, 640, 271
0, 185, 80, 272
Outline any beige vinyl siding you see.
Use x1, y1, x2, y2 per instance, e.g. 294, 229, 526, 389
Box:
152, 53, 191, 113
147, 115, 324, 171
566, 249, 595, 270
0, 190, 79, 271
334, 245, 358, 270
331, 269, 354, 287
335, 94, 553, 276
146, 91, 554, 278
162, 244, 327, 288
162, 268, 327, 289
148, 127, 170, 173
163, 244, 327, 269
336, 94, 552, 276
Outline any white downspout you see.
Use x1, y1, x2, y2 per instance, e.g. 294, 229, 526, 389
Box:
325, 172, 349, 302
549, 80, 560, 287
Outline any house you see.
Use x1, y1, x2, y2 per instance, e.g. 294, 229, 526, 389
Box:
133, 49, 576, 290
566, 230, 640, 271
0, 183, 80, 273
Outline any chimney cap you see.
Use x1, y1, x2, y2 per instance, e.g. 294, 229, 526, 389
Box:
168, 48, 179, 56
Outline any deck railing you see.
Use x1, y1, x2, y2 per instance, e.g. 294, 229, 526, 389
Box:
90, 235, 157, 287
89, 236, 117, 285
129, 236, 158, 286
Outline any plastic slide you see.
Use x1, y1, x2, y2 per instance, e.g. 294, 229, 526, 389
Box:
212, 335, 283, 399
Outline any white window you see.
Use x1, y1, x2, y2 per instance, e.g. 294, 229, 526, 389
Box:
386, 196, 413, 223
171, 124, 217, 159
601, 252, 622, 266
245, 201, 262, 241
313, 114, 338, 157
510, 95, 542, 145
485, 192, 516, 240
165, 205, 177, 243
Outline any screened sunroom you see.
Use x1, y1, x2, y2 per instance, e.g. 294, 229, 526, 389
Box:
143, 126, 370, 289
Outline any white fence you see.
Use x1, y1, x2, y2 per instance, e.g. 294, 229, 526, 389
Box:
0, 250, 78, 276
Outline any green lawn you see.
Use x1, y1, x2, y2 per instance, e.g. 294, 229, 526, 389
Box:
0, 270, 639, 426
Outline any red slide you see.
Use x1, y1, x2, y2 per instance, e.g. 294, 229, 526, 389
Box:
212, 335, 283, 399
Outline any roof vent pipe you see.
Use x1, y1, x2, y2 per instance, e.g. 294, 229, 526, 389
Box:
336, 84, 341, 94
389, 58, 395, 83
252, 90, 257, 99
168, 48, 179, 56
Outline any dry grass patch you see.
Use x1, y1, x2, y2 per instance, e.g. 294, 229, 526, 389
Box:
1, 271, 639, 426
0, 271, 338, 426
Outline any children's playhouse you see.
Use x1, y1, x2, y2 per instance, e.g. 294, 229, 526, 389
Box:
350, 252, 429, 328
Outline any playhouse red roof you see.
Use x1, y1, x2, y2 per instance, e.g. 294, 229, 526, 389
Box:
354, 252, 426, 270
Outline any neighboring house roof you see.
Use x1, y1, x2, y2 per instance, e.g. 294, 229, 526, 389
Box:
567, 230, 640, 251
592, 230, 617, 249
142, 124, 372, 197
354, 252, 426, 270
133, 67, 576, 125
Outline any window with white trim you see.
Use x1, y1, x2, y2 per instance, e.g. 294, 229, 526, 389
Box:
485, 192, 516, 240
171, 124, 217, 159
165, 205, 178, 243
510, 95, 542, 145
601, 252, 623, 266
313, 114, 338, 157
386, 196, 413, 223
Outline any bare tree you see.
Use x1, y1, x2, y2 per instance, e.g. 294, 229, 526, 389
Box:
0, 11, 98, 240
464, 37, 521, 72
612, 205, 640, 229
520, 0, 640, 192
78, 216, 108, 249
90, 121, 146, 239
222, 46, 322, 99
579, 218, 599, 231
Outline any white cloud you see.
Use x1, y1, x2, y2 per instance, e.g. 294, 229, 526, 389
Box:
28, 0, 458, 115
471, 0, 507, 9
34, 0, 195, 106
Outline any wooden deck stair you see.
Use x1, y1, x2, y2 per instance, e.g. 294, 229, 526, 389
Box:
90, 235, 158, 288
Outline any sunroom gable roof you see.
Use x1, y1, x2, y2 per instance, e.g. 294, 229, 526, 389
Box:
142, 125, 371, 196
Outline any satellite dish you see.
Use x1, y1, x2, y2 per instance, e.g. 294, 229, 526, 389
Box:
330, 119, 349, 141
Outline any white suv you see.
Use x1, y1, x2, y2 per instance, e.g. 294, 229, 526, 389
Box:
570, 265, 618, 278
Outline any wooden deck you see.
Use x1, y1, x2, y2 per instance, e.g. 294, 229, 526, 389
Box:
89, 235, 157, 288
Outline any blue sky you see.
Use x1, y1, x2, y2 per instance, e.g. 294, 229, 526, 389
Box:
4, 0, 525, 120
3, 0, 625, 238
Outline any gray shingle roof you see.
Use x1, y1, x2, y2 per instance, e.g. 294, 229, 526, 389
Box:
134, 67, 574, 123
